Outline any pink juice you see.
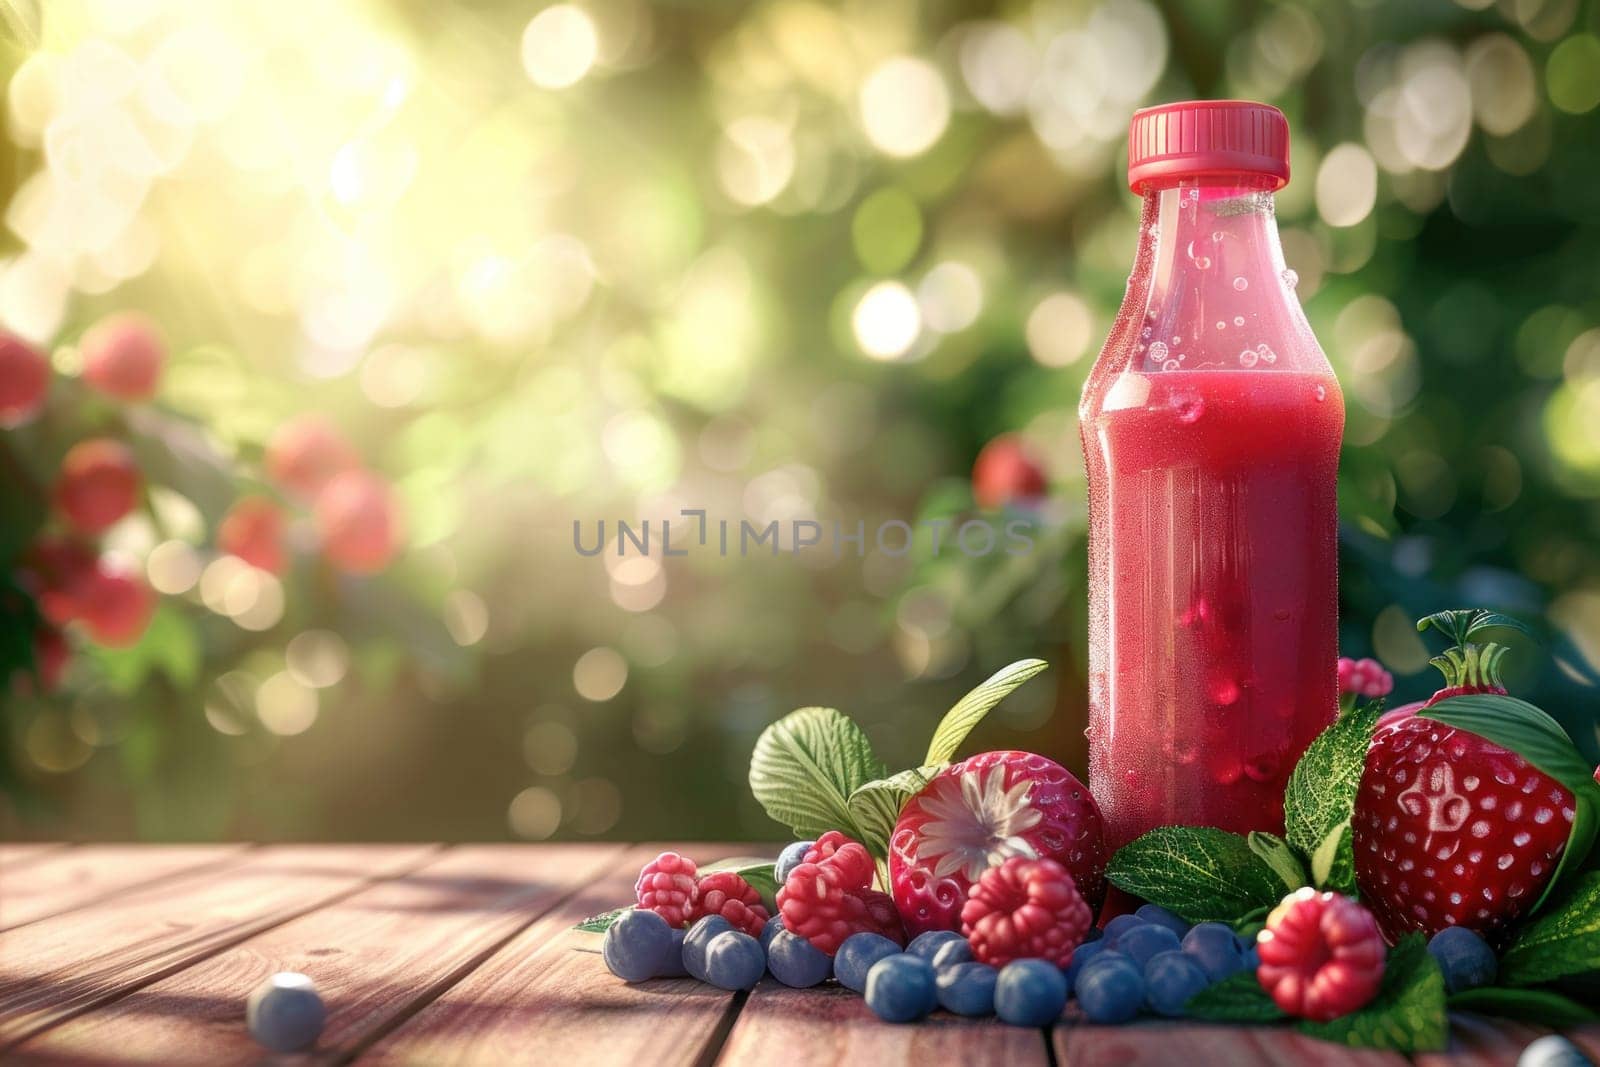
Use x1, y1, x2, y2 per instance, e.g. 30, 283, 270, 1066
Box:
1080, 102, 1345, 849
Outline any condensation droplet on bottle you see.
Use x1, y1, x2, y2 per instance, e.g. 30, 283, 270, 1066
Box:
1162, 359, 1180, 372
1238, 347, 1260, 368
1172, 392, 1204, 422
1211, 230, 1223, 242
1233, 316, 1244, 326
1232, 276, 1248, 291
1141, 326, 1152, 339
1171, 336, 1181, 345
1149, 340, 1169, 363
1194, 256, 1212, 270
1256, 343, 1277, 365
1215, 320, 1225, 331
1314, 384, 1327, 402
1282, 268, 1299, 289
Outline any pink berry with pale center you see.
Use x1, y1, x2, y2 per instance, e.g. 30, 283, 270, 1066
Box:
1257, 888, 1386, 1022
889, 750, 1106, 937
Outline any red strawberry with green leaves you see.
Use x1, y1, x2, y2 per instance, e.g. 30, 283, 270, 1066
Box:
889, 750, 1106, 937
1352, 610, 1600, 944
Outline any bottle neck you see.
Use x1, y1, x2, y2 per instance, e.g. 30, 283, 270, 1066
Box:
1120, 176, 1316, 374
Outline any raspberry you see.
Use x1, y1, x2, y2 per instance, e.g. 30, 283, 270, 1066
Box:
777, 836, 894, 955
635, 851, 698, 927
688, 871, 770, 936
960, 856, 1091, 968
1257, 888, 1386, 1022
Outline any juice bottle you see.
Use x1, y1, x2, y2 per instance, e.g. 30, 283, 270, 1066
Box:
1080, 101, 1344, 850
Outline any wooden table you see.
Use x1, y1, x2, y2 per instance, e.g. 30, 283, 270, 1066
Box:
0, 844, 1591, 1065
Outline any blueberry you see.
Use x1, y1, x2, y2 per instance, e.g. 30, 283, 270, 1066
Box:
1101, 914, 1145, 947
601, 907, 676, 982
1075, 953, 1146, 1024
1083, 925, 1103, 942
936, 962, 998, 1016
865, 954, 937, 1023
766, 929, 831, 988
1427, 927, 1498, 994
1118, 924, 1182, 967
1135, 904, 1191, 939
247, 972, 325, 1053
760, 914, 784, 950
704, 930, 766, 991
1144, 951, 1210, 1018
683, 915, 734, 981
906, 930, 965, 963
931, 938, 974, 970
660, 927, 689, 978
835, 932, 903, 993
1064, 940, 1108, 990
1517, 1035, 1594, 1067
994, 959, 1068, 1026
775, 840, 814, 885
1242, 946, 1261, 971
1181, 922, 1245, 982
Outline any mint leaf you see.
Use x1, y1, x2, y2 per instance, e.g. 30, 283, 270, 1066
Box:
1284, 701, 1379, 891
1417, 609, 1534, 645
574, 905, 631, 933
1106, 826, 1284, 923
1248, 831, 1309, 892
848, 765, 943, 860
749, 706, 884, 842
1309, 824, 1356, 895
923, 659, 1048, 765
1500, 871, 1600, 986
1421, 693, 1600, 910
1448, 987, 1600, 1028
1186, 971, 1286, 1023
1298, 935, 1447, 1053
698, 858, 779, 909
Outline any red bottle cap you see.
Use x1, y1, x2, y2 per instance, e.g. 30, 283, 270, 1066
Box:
1126, 100, 1290, 193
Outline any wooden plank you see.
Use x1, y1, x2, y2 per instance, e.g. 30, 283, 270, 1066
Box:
0, 844, 436, 1050
1053, 1021, 1410, 1066
1414, 1012, 1549, 1066
359, 845, 744, 1067
721, 980, 1049, 1066
11, 844, 625, 1065
0, 845, 252, 930
0, 844, 71, 869
1569, 1024, 1600, 1060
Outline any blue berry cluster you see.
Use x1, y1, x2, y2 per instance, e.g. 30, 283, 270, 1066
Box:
1070, 905, 1260, 1023
603, 908, 836, 992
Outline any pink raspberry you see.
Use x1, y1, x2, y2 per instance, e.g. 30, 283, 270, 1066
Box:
960, 856, 1091, 967
1337, 656, 1394, 699
777, 835, 905, 954
635, 851, 698, 928
688, 871, 770, 936
1257, 888, 1387, 1022
803, 831, 875, 887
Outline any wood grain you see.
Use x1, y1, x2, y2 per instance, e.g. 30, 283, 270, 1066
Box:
1054, 1021, 1410, 1066
11, 844, 624, 1065
0, 845, 251, 930
0, 844, 71, 869
360, 845, 744, 1067
1414, 1011, 1549, 1067
0, 844, 436, 1050
721, 979, 1048, 1067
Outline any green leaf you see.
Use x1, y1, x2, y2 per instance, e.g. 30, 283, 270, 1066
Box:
1500, 871, 1600, 986
749, 706, 884, 842
848, 765, 943, 860
1417, 609, 1534, 645
1105, 826, 1285, 923
1299, 935, 1447, 1053
923, 659, 1048, 766
1248, 831, 1309, 892
1284, 701, 1380, 889
574, 905, 631, 933
1309, 824, 1356, 895
698, 858, 779, 910
1420, 693, 1600, 910
1186, 971, 1287, 1023
87, 605, 201, 694
1448, 987, 1600, 1028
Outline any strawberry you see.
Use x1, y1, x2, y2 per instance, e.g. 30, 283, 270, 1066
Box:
1352, 610, 1599, 943
889, 750, 1106, 937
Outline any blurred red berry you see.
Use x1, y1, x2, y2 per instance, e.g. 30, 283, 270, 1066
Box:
1257, 888, 1386, 1022
972, 434, 1047, 510
315, 470, 402, 574
219, 496, 289, 574
18, 536, 100, 624
0, 331, 50, 427
53, 439, 141, 534
80, 312, 165, 401
33, 626, 68, 691
1337, 656, 1393, 699
77, 567, 156, 648
266, 415, 361, 501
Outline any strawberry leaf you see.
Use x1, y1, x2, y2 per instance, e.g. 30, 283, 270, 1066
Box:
1298, 934, 1447, 1052
1500, 870, 1600, 986
923, 659, 1048, 766
847, 764, 944, 860
1106, 826, 1284, 923
1248, 831, 1309, 892
749, 706, 884, 842
1185, 971, 1287, 1023
1283, 700, 1380, 888
1448, 986, 1600, 1027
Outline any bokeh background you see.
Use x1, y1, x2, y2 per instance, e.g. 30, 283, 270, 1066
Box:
1, 0, 1598, 843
